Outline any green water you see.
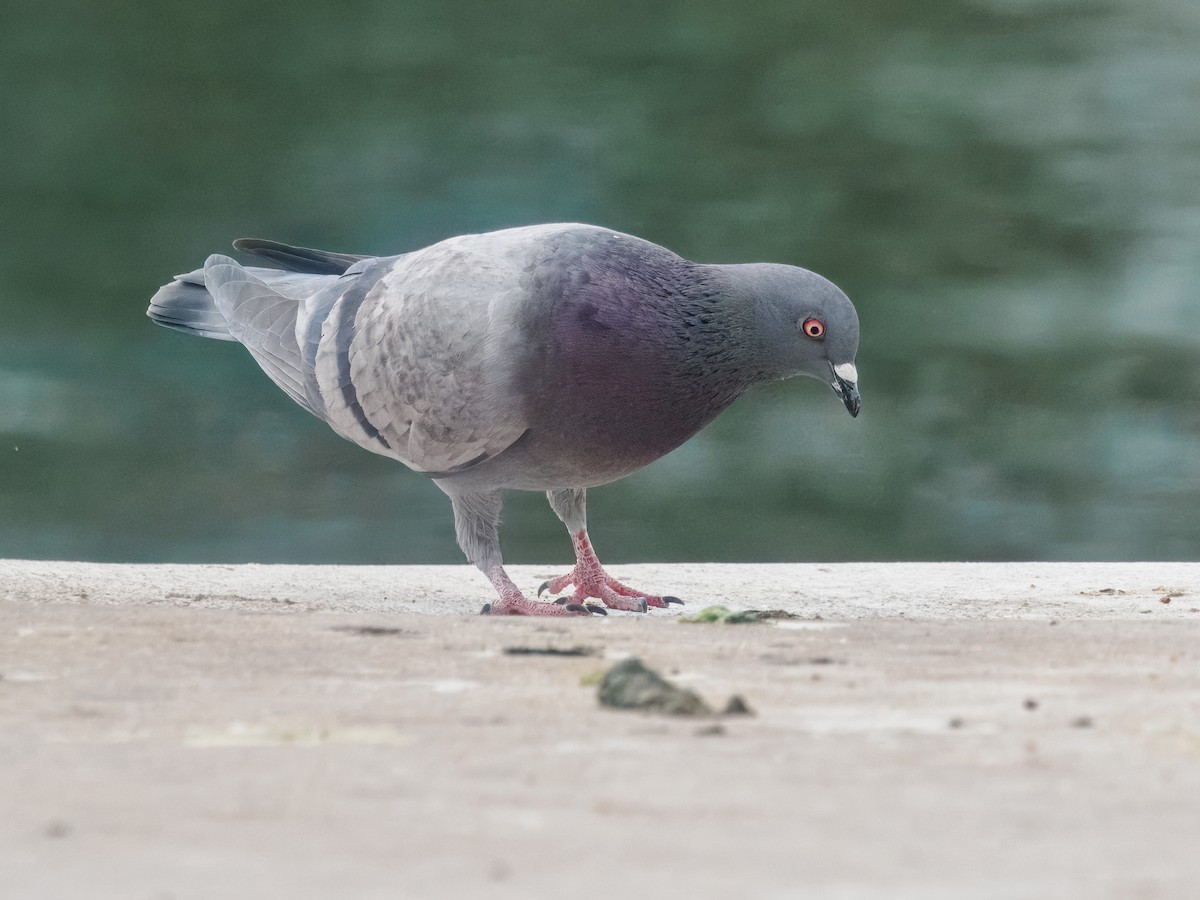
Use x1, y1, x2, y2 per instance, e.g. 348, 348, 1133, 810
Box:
2, 0, 1198, 564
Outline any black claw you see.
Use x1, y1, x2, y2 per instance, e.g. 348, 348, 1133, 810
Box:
479, 603, 493, 615
586, 605, 608, 616
664, 596, 684, 605
537, 581, 551, 597
564, 603, 591, 614
554, 597, 571, 605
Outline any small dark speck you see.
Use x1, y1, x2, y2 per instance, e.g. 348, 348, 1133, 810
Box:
695, 723, 727, 736
1159, 595, 1173, 605
1024, 698, 1039, 711
747, 609, 801, 621
722, 695, 754, 716
331, 625, 411, 637
948, 717, 965, 729
1070, 716, 1094, 729
504, 645, 597, 657
1049, 619, 1058, 626
45, 820, 72, 838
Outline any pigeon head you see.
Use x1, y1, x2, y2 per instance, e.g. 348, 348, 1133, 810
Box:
723, 263, 861, 417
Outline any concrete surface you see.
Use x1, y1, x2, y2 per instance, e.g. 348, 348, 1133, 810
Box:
1, 560, 1198, 899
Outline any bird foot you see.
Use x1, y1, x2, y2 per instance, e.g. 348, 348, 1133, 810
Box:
479, 566, 602, 616
537, 532, 684, 613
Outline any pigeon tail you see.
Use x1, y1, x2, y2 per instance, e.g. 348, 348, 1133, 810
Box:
146, 270, 236, 341
201, 254, 315, 414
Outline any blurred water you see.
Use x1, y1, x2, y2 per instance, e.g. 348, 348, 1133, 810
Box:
1, 0, 1197, 564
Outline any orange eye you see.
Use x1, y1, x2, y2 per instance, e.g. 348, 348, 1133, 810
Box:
802, 318, 825, 339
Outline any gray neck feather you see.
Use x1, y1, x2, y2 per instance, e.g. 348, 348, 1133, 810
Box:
694, 263, 801, 383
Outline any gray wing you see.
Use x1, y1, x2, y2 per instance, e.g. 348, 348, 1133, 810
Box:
310, 233, 539, 474
198, 228, 583, 476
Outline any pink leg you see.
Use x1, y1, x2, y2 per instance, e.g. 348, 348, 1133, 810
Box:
538, 531, 683, 612
479, 565, 599, 616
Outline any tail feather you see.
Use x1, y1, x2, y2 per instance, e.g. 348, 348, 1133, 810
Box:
202, 255, 315, 413
146, 270, 236, 341
232, 238, 367, 275
147, 247, 353, 418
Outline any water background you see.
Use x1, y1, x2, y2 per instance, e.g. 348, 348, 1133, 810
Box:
3, 0, 1198, 564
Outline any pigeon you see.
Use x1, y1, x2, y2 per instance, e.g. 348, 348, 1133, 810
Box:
147, 224, 860, 616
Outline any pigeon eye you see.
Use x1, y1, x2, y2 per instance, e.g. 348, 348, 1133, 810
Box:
802, 318, 825, 339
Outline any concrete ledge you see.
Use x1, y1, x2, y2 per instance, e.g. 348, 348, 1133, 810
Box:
3, 561, 1199, 899
2, 559, 1198, 618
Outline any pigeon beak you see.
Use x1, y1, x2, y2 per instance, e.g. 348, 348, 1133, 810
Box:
830, 362, 860, 418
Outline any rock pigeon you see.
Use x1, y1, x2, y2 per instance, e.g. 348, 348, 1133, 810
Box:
147, 224, 860, 616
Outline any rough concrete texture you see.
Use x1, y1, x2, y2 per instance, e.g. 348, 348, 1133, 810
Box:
1, 560, 1198, 899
